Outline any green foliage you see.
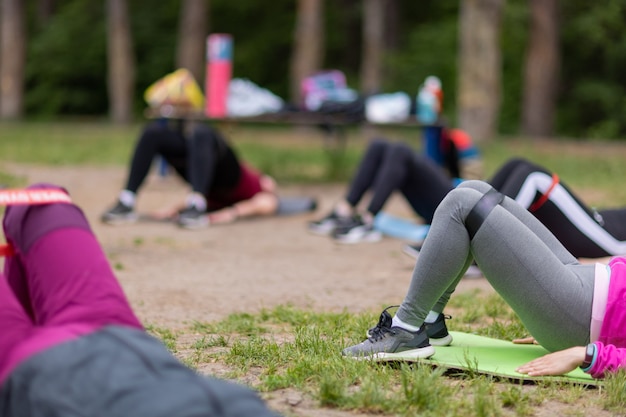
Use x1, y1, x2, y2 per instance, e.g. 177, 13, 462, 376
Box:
17, 1, 626, 139
559, 0, 626, 139
25, 2, 107, 116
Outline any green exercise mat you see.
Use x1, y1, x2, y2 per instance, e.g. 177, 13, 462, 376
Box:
426, 331, 597, 385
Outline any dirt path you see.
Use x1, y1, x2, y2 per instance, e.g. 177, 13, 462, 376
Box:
5, 162, 493, 329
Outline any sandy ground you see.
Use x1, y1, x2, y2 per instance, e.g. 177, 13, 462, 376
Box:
5, 162, 493, 329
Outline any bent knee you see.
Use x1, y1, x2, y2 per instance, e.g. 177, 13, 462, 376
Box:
456, 180, 493, 194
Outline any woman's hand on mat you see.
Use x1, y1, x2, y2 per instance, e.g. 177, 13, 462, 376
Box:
516, 346, 586, 376
512, 336, 538, 345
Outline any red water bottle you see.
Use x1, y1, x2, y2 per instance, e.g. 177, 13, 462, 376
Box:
205, 34, 233, 118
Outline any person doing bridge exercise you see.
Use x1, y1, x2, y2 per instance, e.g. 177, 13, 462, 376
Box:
342, 180, 626, 378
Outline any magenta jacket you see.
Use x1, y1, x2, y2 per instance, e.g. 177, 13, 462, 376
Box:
589, 257, 626, 378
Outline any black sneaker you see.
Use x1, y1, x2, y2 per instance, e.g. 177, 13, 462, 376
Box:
423, 313, 453, 346
366, 306, 452, 347
177, 205, 209, 229
332, 215, 382, 244
342, 307, 434, 361
308, 211, 350, 235
101, 201, 138, 225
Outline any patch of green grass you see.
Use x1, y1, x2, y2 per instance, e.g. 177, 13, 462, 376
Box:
165, 301, 602, 417
602, 368, 626, 411
145, 324, 178, 352
0, 121, 139, 165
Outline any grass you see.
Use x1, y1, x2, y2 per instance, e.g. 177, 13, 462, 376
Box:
3, 121, 626, 206
149, 299, 621, 417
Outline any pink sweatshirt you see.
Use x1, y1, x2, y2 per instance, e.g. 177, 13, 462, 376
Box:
589, 257, 626, 378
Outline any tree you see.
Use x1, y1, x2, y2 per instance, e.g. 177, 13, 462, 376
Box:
0, 0, 26, 119
521, 0, 560, 138
457, 0, 505, 142
106, 0, 135, 124
360, 0, 385, 95
289, 0, 324, 104
176, 0, 208, 85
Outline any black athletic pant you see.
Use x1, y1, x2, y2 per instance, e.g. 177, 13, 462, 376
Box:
490, 158, 626, 258
125, 121, 241, 196
345, 139, 453, 223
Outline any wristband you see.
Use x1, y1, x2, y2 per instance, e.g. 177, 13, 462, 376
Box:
581, 343, 595, 370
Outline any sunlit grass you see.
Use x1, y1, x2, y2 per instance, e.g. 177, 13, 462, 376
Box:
3, 121, 626, 204
158, 301, 604, 417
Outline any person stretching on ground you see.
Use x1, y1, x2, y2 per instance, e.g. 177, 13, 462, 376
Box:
102, 121, 282, 229
308, 128, 483, 243
490, 157, 626, 258
0, 184, 280, 416
403, 157, 626, 260
342, 180, 625, 378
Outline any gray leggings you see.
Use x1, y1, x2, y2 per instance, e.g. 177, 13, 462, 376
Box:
397, 180, 595, 352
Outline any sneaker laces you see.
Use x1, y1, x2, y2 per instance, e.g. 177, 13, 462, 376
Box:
367, 305, 399, 341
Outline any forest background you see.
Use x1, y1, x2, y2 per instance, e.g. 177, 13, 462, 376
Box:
1, 0, 626, 142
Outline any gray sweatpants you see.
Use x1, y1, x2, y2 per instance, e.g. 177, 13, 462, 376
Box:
397, 180, 595, 352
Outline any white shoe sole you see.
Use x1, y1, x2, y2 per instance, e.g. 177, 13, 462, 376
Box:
307, 225, 335, 236
429, 334, 453, 346
334, 232, 383, 244
351, 345, 436, 362
178, 218, 210, 230
402, 245, 420, 259
101, 214, 138, 225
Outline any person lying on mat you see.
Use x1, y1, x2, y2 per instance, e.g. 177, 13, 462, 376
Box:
308, 129, 483, 244
1, 184, 280, 416
102, 121, 314, 229
401, 156, 626, 260
342, 180, 625, 379
490, 157, 626, 259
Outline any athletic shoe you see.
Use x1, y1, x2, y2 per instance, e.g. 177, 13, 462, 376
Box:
332, 216, 382, 244
308, 211, 349, 235
101, 201, 138, 225
177, 206, 209, 229
366, 306, 453, 347
423, 313, 453, 346
342, 308, 435, 361
402, 244, 483, 278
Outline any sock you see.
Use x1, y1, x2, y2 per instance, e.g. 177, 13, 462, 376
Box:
119, 190, 136, 207
391, 315, 421, 332
186, 192, 207, 211
425, 310, 441, 323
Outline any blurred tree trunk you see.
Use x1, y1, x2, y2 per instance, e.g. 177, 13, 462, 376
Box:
106, 0, 135, 124
0, 0, 26, 119
457, 0, 504, 142
176, 0, 208, 85
360, 0, 385, 95
521, 0, 560, 138
289, 0, 324, 104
